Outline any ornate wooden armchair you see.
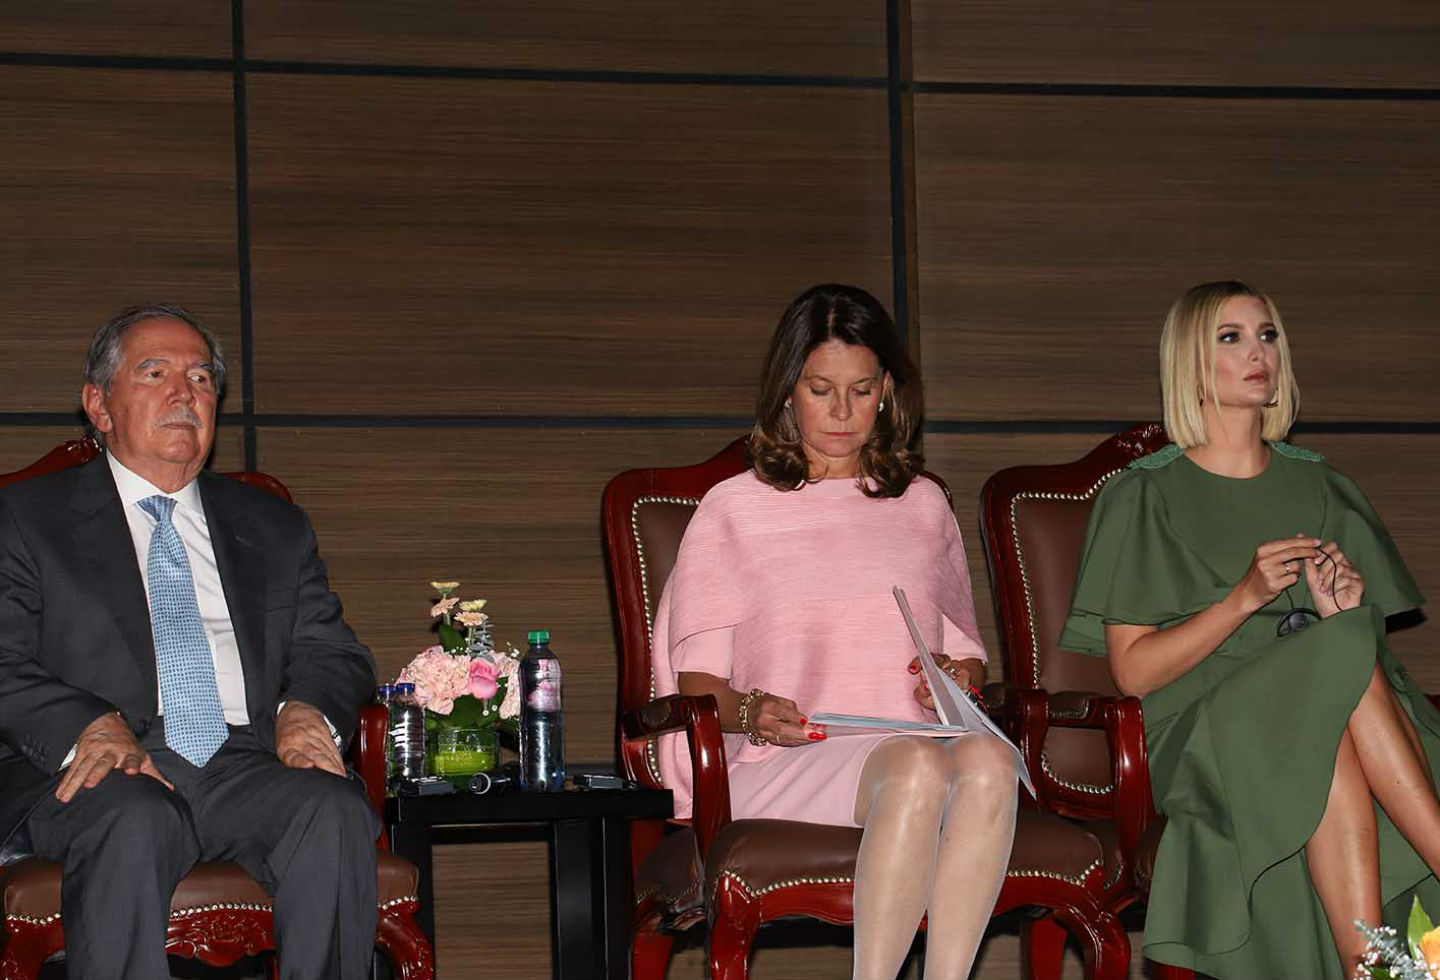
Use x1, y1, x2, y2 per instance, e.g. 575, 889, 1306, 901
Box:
602, 438, 1130, 980
0, 437, 433, 980
980, 422, 1196, 980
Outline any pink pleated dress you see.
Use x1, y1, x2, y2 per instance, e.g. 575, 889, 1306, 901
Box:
650, 470, 987, 828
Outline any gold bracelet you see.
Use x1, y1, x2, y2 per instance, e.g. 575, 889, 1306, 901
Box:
737, 688, 767, 746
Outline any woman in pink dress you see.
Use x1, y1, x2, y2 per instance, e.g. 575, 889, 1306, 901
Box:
651, 284, 1019, 980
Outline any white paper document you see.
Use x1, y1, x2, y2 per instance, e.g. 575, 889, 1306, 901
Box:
808, 586, 1035, 797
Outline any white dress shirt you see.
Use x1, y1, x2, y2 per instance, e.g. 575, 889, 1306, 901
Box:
108, 452, 251, 726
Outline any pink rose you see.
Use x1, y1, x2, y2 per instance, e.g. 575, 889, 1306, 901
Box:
467, 657, 500, 701
398, 646, 471, 715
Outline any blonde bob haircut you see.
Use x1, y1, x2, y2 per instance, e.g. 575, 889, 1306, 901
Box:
1159, 280, 1299, 449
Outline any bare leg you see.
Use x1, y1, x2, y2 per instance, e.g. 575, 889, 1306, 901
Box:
922, 736, 1017, 980
852, 737, 951, 980
1347, 664, 1440, 873
1306, 729, 1381, 977
1391, 688, 1432, 790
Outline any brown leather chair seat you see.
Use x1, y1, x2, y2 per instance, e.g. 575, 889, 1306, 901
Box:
634, 827, 706, 929
636, 809, 1108, 931
1080, 820, 1126, 898
706, 811, 1105, 899
2, 853, 419, 923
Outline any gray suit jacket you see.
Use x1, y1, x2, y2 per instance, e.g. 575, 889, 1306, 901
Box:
0, 456, 376, 863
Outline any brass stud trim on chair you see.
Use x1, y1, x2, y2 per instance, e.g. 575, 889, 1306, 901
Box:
1010, 472, 1124, 797
1102, 856, 1128, 892
1038, 750, 1112, 796
717, 870, 854, 899
5, 895, 420, 927
635, 869, 704, 909
4, 911, 61, 926
716, 856, 1105, 901
631, 494, 703, 788
1004, 857, 1104, 888
171, 902, 272, 918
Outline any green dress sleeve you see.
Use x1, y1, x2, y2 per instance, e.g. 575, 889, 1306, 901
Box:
1059, 466, 1232, 657
1319, 464, 1424, 617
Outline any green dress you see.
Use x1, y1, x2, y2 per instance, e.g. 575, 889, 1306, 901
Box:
1060, 441, 1440, 979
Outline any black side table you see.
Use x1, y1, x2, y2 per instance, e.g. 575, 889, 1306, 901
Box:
387, 784, 672, 980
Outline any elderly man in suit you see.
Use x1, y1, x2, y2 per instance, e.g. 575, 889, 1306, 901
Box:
0, 305, 378, 979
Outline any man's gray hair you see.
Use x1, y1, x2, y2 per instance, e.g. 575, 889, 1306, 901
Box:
84, 303, 228, 397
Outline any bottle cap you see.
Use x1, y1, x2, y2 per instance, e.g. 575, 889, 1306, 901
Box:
395, 682, 416, 694
376, 683, 396, 697
527, 629, 550, 645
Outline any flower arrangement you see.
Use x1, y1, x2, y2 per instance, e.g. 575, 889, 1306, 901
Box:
396, 581, 521, 740
1356, 897, 1440, 979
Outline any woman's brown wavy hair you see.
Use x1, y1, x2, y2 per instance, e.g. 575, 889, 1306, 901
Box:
747, 284, 924, 497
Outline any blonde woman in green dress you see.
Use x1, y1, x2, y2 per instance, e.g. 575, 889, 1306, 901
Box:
1061, 280, 1440, 979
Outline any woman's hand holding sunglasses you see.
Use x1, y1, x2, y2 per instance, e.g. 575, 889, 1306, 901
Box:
1234, 536, 1322, 613
1304, 541, 1364, 618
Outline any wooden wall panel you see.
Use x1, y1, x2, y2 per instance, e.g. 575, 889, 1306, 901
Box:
914, 95, 1440, 422
256, 425, 745, 763
0, 427, 87, 470
431, 841, 552, 979
0, 423, 245, 482
245, 0, 886, 76
0, 2, 231, 58
0, 67, 241, 413
912, 1, 1440, 87
1303, 434, 1440, 688
246, 77, 891, 417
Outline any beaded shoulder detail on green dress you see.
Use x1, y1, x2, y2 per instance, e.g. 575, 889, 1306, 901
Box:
1128, 443, 1183, 470
1270, 441, 1325, 462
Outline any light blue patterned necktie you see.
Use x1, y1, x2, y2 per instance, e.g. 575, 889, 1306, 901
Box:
139, 494, 228, 766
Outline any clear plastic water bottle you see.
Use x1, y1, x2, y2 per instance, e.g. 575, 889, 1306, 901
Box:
376, 684, 396, 785
389, 682, 426, 791
520, 630, 565, 792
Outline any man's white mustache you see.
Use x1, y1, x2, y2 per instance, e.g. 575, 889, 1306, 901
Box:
154, 408, 202, 429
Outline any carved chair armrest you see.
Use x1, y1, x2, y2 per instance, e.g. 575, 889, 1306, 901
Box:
1101, 695, 1156, 858
1013, 689, 1156, 854
352, 702, 390, 851
622, 693, 732, 860
980, 681, 1016, 721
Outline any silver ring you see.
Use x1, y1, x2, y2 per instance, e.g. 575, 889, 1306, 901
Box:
1287, 561, 1297, 574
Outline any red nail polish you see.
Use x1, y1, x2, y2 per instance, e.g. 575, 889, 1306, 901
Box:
808, 732, 826, 741
798, 717, 807, 725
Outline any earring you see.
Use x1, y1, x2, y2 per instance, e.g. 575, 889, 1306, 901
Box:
784, 398, 791, 408
878, 401, 886, 411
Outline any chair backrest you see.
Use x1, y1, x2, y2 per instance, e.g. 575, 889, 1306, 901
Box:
979, 422, 1168, 802
601, 438, 751, 788
601, 438, 955, 789
0, 437, 294, 502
